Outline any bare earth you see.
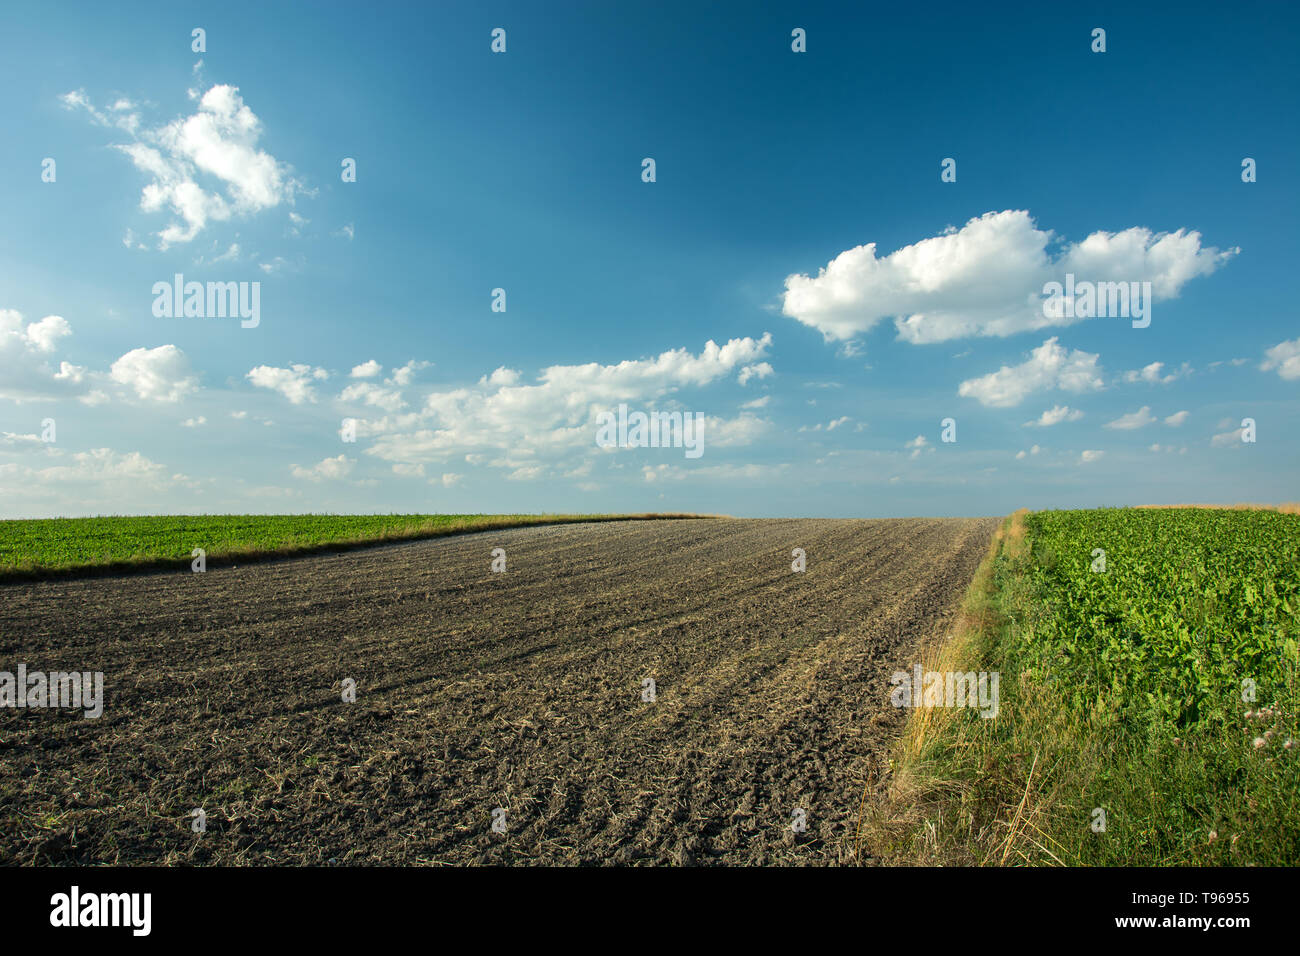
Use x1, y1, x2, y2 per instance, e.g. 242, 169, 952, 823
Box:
0, 517, 997, 865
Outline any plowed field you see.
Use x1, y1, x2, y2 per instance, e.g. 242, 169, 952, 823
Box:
0, 517, 996, 865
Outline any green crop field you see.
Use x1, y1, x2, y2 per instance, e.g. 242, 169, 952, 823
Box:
1023, 508, 1300, 726
874, 506, 1300, 866
0, 513, 689, 580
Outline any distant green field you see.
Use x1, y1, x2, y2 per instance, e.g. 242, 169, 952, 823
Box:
0, 513, 691, 579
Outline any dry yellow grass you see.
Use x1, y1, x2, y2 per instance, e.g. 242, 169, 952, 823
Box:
857, 509, 1030, 864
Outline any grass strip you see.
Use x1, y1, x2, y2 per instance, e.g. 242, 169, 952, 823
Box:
863, 507, 1300, 866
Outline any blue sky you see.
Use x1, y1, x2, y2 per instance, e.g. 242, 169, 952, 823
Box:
1, 0, 1297, 518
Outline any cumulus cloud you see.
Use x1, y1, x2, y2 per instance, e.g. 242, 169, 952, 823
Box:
2, 309, 70, 356
65, 84, 303, 247
1104, 406, 1157, 430
290, 455, 354, 481
1261, 338, 1300, 380
1080, 450, 1105, 463
1024, 404, 1083, 427
33, 448, 169, 484
339, 381, 405, 412
1121, 361, 1191, 385
110, 345, 199, 402
958, 337, 1104, 408
350, 360, 382, 379
1211, 426, 1248, 447
0, 310, 86, 404
247, 363, 328, 403
1015, 444, 1042, 459
20, 314, 72, 352
782, 210, 1235, 344
704, 413, 771, 446
479, 366, 519, 387
361, 335, 774, 471
53, 362, 86, 384
338, 360, 431, 411
1164, 410, 1190, 427
388, 360, 431, 387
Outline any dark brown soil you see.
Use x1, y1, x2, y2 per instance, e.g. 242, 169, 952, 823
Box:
0, 517, 997, 865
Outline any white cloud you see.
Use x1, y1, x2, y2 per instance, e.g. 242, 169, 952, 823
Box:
388, 360, 431, 386
59, 89, 140, 133
0, 310, 88, 404
1104, 406, 1157, 430
247, 363, 329, 404
1211, 426, 1247, 448
958, 337, 1104, 408
1024, 404, 1083, 427
1261, 338, 1300, 380
705, 413, 771, 446
738, 362, 773, 385
1164, 410, 1190, 427
1080, 450, 1105, 463
350, 360, 382, 379
338, 360, 431, 411
54, 362, 86, 384
181, 416, 206, 427
110, 345, 199, 402
33, 448, 169, 485
362, 335, 774, 470
740, 395, 770, 409
21, 314, 72, 352
506, 465, 545, 482
479, 366, 519, 387
782, 210, 1235, 344
1015, 444, 1042, 459
2, 309, 70, 356
340, 381, 405, 412
67, 84, 302, 247
1121, 361, 1191, 385
290, 455, 354, 481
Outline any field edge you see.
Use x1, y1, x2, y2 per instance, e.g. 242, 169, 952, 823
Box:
0, 512, 717, 583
